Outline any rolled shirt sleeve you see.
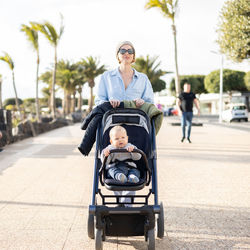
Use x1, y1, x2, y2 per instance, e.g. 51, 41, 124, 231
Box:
95, 74, 109, 106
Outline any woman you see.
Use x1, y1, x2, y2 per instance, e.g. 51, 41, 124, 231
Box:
78, 41, 156, 156
95, 41, 154, 206
95, 41, 154, 107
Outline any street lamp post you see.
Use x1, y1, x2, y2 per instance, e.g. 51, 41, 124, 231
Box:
219, 55, 224, 123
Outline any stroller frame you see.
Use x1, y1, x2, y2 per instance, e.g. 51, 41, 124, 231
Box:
87, 108, 164, 250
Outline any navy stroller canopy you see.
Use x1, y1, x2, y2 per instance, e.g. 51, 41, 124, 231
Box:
100, 108, 152, 155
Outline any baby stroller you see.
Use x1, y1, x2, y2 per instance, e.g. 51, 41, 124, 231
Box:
87, 108, 164, 250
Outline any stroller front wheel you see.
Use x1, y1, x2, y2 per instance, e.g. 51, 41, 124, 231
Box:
87, 214, 95, 239
95, 228, 103, 250
147, 228, 155, 250
157, 202, 165, 238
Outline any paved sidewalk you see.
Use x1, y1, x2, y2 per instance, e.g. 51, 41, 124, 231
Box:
0, 119, 249, 249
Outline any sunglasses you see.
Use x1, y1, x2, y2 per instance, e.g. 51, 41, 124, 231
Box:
119, 48, 134, 55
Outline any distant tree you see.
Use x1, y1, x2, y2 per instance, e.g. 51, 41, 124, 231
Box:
244, 71, 250, 91
79, 56, 106, 112
39, 70, 53, 108
3, 98, 23, 107
39, 71, 53, 85
133, 55, 169, 92
31, 15, 64, 118
0, 52, 23, 119
217, 0, 250, 62
23, 98, 36, 113
23, 98, 35, 104
21, 23, 41, 122
82, 99, 88, 105
170, 75, 206, 95
145, 0, 181, 95
204, 69, 246, 95
75, 63, 88, 111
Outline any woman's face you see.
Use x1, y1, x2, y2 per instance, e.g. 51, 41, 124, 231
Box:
117, 44, 135, 65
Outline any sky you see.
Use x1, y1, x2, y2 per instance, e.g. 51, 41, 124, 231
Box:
0, 0, 249, 102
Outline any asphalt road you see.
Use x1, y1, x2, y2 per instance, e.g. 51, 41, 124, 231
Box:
0, 117, 249, 250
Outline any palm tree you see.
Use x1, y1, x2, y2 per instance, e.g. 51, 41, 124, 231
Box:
31, 16, 64, 118
56, 60, 78, 115
0, 74, 3, 109
145, 0, 181, 96
79, 57, 106, 112
21, 23, 41, 122
133, 55, 169, 92
41, 86, 50, 108
0, 52, 23, 119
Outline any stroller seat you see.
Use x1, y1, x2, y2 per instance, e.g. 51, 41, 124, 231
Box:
100, 148, 151, 191
98, 108, 152, 191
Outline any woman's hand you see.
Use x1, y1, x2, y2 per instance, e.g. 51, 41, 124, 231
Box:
134, 98, 145, 107
110, 99, 120, 108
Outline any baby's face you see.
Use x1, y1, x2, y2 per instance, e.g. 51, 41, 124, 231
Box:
110, 130, 128, 148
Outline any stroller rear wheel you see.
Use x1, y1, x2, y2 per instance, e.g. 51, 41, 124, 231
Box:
147, 228, 155, 250
157, 202, 164, 238
95, 229, 103, 250
87, 214, 95, 239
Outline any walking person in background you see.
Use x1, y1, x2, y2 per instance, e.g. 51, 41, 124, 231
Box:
177, 82, 200, 143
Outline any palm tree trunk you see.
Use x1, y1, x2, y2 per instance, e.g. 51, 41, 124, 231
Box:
77, 87, 82, 111
66, 92, 71, 115
172, 23, 181, 97
63, 89, 66, 117
51, 46, 57, 119
0, 78, 2, 109
36, 54, 41, 122
12, 71, 23, 119
88, 86, 93, 112
72, 92, 76, 113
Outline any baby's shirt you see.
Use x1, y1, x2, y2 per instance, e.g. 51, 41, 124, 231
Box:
101, 143, 141, 168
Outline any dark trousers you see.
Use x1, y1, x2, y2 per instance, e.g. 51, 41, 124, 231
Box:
181, 111, 193, 138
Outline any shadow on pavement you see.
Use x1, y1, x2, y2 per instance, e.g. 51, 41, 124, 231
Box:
103, 236, 171, 250
0, 200, 87, 209
165, 204, 250, 249
100, 204, 250, 249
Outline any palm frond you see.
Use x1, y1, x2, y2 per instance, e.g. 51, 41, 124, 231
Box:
145, 0, 176, 20
145, 0, 161, 9
21, 24, 39, 51
59, 13, 65, 38
0, 52, 14, 70
43, 22, 59, 45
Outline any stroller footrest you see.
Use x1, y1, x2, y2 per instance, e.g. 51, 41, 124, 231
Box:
104, 177, 146, 191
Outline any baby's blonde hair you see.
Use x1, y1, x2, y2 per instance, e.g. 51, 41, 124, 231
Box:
109, 125, 127, 138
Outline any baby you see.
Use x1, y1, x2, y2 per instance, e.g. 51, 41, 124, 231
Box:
101, 125, 141, 183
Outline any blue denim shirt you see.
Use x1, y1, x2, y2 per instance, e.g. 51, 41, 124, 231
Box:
95, 68, 154, 105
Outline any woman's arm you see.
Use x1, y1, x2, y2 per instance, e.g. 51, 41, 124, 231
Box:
141, 75, 154, 104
